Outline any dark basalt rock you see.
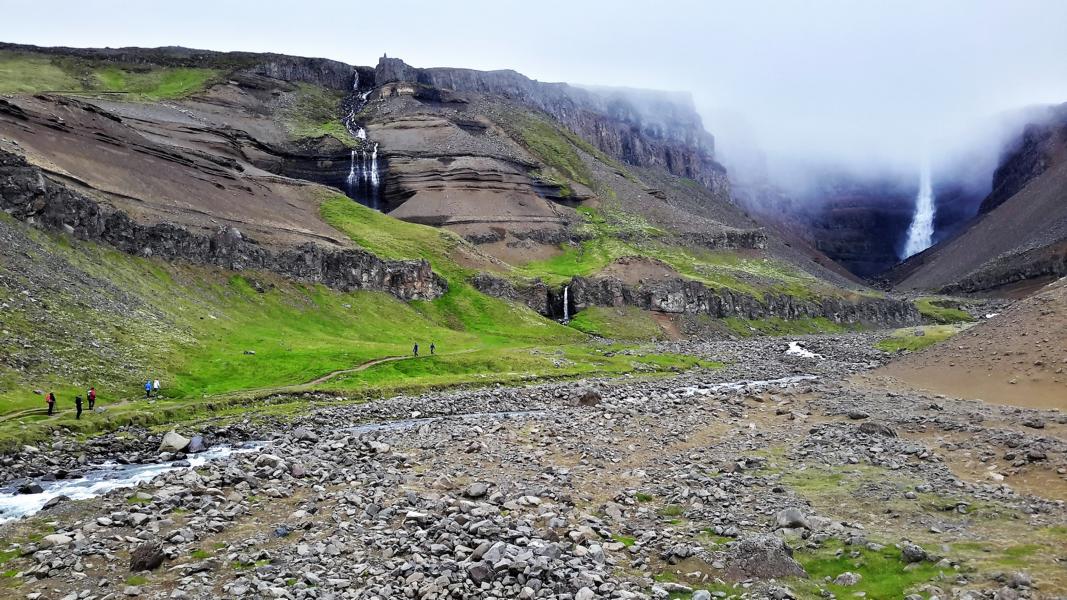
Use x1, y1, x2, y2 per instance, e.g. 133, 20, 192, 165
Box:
0, 150, 446, 301
129, 541, 166, 572
472, 272, 920, 328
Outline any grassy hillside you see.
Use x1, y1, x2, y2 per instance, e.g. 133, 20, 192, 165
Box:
0, 200, 714, 447
0, 50, 219, 99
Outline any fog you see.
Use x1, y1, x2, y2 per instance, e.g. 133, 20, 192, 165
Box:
3, 0, 1067, 186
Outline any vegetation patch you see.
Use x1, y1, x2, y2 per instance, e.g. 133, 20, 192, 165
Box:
916, 297, 975, 324
793, 540, 945, 599
502, 111, 593, 187
0, 51, 218, 99
568, 306, 667, 340
875, 324, 968, 353
282, 83, 359, 146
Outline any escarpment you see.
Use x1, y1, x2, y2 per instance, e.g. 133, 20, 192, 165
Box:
370, 56, 729, 200
0, 150, 446, 300
472, 273, 919, 327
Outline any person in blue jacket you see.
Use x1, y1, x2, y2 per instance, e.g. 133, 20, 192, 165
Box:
145, 380, 152, 398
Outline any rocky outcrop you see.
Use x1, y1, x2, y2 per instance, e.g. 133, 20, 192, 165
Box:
0, 150, 445, 300
473, 273, 919, 327
681, 228, 767, 250
371, 56, 729, 197
569, 276, 919, 326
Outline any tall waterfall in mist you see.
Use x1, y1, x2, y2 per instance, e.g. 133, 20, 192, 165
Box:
341, 102, 381, 210
902, 161, 936, 259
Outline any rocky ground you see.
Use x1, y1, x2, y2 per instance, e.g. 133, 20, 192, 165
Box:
0, 334, 1064, 600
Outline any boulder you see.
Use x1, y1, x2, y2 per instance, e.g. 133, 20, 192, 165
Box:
723, 535, 808, 581
17, 483, 43, 495
41, 495, 70, 511
464, 482, 489, 499
775, 507, 810, 530
576, 388, 602, 406
833, 572, 862, 586
129, 541, 165, 571
900, 542, 927, 563
158, 431, 191, 454
186, 435, 207, 454
292, 427, 319, 443
40, 533, 73, 547
858, 422, 897, 437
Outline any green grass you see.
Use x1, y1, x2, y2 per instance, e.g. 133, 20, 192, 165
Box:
0, 51, 80, 93
724, 316, 850, 337
93, 66, 218, 100
282, 83, 359, 146
0, 51, 218, 99
503, 110, 593, 187
125, 575, 148, 586
0, 194, 718, 447
613, 535, 636, 547
916, 297, 974, 324
190, 549, 213, 560
875, 324, 967, 353
569, 306, 667, 340
793, 540, 944, 598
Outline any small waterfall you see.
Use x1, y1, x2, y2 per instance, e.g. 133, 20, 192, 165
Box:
562, 286, 570, 322
355, 127, 367, 140
340, 95, 382, 210
902, 160, 936, 258
369, 143, 380, 190
346, 150, 357, 188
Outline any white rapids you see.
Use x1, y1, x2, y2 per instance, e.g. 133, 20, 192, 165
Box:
785, 341, 824, 359
0, 442, 266, 523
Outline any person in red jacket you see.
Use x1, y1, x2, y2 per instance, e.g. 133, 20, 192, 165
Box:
46, 392, 56, 416
87, 387, 96, 410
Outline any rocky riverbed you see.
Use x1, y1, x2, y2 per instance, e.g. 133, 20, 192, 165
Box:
0, 334, 1064, 599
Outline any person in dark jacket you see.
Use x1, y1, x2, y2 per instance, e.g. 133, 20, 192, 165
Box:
430, 342, 436, 355
46, 392, 56, 416
75, 395, 83, 420
413, 343, 419, 357
87, 387, 96, 410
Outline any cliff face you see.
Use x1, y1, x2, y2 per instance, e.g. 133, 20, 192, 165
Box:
980, 105, 1067, 214
371, 57, 729, 197
472, 273, 919, 327
0, 151, 446, 300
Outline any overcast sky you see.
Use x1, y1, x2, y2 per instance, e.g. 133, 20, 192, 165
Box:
3, 0, 1067, 175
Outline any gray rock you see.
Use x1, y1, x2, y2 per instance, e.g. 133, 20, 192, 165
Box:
723, 535, 807, 581
775, 507, 809, 529
833, 572, 862, 586
130, 541, 165, 571
900, 542, 927, 563
158, 431, 190, 454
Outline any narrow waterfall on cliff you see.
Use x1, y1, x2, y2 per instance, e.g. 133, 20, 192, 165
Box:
902, 161, 936, 258
562, 286, 570, 322
341, 103, 382, 210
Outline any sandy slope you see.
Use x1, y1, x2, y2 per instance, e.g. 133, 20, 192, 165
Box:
874, 277, 1067, 408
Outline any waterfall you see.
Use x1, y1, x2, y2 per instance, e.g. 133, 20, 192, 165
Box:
369, 143, 380, 190
355, 127, 367, 140
902, 161, 936, 259
562, 286, 570, 322
346, 150, 357, 188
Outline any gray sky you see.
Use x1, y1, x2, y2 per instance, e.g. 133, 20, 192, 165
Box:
3, 0, 1067, 174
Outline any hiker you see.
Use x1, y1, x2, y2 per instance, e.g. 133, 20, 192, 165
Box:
153, 379, 160, 396
87, 386, 96, 410
430, 342, 435, 355
46, 392, 56, 416
413, 343, 419, 357
75, 395, 83, 420
145, 380, 152, 398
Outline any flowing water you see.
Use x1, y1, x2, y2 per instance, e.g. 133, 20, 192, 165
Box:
341, 103, 381, 210
562, 286, 570, 322
0, 441, 267, 523
902, 161, 936, 258
675, 375, 819, 396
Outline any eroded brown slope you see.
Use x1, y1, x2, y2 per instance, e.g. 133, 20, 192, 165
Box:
876, 277, 1067, 408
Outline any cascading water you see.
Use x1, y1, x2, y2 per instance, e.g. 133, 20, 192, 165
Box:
902, 161, 936, 259
562, 286, 570, 322
341, 98, 382, 210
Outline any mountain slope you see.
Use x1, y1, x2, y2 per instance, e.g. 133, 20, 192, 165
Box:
876, 277, 1067, 408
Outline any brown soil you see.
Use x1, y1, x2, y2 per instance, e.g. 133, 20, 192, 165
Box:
877, 278, 1067, 409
